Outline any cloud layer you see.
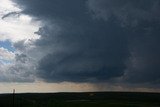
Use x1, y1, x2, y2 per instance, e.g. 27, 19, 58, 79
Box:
2, 0, 159, 88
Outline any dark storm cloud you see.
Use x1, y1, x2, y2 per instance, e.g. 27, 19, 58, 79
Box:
12, 0, 87, 21
35, 16, 129, 82
12, 0, 160, 84
124, 26, 160, 84
88, 0, 160, 26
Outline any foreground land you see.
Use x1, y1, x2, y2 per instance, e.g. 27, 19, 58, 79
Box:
0, 92, 160, 107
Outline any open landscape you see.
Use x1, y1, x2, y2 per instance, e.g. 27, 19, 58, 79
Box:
0, 92, 160, 107
0, 1, 160, 107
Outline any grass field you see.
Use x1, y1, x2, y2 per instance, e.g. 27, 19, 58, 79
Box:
0, 92, 160, 107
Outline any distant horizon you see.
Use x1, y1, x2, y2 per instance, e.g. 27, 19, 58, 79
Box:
0, 82, 160, 93
1, 91, 160, 94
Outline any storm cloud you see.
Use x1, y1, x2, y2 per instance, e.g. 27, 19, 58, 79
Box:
11, 0, 160, 86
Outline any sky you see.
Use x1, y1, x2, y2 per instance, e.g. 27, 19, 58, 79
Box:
0, 0, 160, 93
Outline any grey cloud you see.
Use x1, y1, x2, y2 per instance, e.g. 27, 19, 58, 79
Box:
87, 0, 160, 26
13, 0, 129, 82
13, 40, 26, 51
124, 29, 160, 84
0, 62, 35, 82
15, 54, 28, 63
11, 0, 160, 86
35, 16, 130, 82
7, 63, 35, 82
12, 0, 87, 21
0, 40, 36, 82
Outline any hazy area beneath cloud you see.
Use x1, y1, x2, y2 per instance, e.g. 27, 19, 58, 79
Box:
0, 0, 160, 91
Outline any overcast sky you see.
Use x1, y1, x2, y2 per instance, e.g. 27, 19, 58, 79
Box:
0, 0, 160, 93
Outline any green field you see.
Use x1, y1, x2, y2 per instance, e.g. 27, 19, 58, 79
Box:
0, 92, 160, 107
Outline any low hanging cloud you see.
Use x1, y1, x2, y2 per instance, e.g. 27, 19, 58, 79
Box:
8, 0, 160, 87
124, 31, 160, 84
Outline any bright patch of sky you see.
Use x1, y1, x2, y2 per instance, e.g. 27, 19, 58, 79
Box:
0, 40, 15, 52
0, 0, 41, 42
0, 0, 41, 64
0, 47, 15, 64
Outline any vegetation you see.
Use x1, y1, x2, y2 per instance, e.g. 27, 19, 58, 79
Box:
0, 92, 160, 107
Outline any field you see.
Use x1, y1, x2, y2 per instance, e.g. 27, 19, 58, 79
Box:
0, 92, 160, 107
